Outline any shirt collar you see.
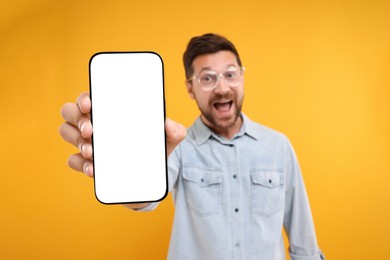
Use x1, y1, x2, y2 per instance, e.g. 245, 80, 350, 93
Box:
193, 113, 259, 146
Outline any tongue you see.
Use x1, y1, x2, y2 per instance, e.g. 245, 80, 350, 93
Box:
214, 102, 231, 112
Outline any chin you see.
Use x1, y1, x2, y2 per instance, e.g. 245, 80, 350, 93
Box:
208, 111, 241, 130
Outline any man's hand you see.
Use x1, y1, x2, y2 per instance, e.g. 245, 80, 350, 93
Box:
59, 92, 187, 177
59, 92, 94, 176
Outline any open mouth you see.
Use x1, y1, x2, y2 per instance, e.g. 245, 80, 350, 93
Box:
213, 101, 233, 113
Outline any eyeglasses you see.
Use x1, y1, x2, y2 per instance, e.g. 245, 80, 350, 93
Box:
187, 66, 245, 91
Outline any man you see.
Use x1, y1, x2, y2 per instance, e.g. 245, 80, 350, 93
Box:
59, 33, 324, 259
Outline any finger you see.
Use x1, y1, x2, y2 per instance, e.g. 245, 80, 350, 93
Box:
59, 123, 93, 159
76, 92, 91, 114
165, 118, 187, 156
60, 102, 92, 138
68, 153, 94, 177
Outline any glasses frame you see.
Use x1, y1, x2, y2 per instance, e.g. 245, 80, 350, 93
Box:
187, 66, 246, 91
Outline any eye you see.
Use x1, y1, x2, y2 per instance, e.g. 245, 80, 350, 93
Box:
225, 71, 238, 79
200, 73, 216, 83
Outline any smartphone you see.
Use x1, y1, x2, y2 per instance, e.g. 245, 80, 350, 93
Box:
89, 52, 167, 204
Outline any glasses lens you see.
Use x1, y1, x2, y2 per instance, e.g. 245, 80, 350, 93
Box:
223, 69, 241, 86
194, 67, 244, 90
198, 72, 217, 89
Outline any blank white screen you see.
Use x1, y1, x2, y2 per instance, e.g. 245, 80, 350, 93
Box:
90, 52, 167, 204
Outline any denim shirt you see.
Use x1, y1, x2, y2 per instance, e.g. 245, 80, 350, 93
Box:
140, 114, 324, 260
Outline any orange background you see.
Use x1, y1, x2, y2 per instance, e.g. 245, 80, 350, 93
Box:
1, 0, 389, 259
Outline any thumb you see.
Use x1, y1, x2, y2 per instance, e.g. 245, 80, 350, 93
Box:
165, 118, 186, 156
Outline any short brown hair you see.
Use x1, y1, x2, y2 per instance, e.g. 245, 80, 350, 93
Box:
183, 33, 242, 80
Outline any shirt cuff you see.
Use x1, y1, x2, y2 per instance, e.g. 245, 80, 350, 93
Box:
290, 250, 325, 260
132, 202, 159, 212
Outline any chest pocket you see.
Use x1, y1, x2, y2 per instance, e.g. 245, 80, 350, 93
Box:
182, 166, 223, 217
251, 169, 284, 218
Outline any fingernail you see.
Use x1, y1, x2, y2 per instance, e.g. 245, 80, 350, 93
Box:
84, 164, 90, 175
80, 143, 85, 154
80, 122, 86, 133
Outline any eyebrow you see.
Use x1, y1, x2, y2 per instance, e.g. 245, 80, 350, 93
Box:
197, 64, 238, 74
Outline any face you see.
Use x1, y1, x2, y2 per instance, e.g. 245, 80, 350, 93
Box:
186, 51, 244, 136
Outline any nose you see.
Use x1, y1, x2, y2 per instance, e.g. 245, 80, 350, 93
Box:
214, 75, 230, 95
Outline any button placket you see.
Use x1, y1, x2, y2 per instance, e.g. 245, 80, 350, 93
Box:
227, 142, 243, 259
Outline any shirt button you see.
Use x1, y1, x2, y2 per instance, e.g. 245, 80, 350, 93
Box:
235, 208, 239, 213
269, 179, 272, 184
235, 243, 240, 247
233, 174, 237, 179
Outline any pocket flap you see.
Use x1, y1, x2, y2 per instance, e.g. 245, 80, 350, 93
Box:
250, 170, 282, 188
182, 167, 223, 187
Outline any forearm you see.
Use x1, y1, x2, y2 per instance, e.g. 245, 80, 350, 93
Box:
122, 203, 150, 210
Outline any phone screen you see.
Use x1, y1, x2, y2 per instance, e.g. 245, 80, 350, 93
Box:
89, 52, 167, 204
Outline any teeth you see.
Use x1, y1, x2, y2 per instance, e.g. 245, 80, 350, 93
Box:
215, 100, 231, 104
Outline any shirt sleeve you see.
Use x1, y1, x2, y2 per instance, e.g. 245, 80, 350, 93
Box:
283, 137, 325, 260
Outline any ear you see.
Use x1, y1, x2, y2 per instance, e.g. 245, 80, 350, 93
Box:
185, 81, 195, 100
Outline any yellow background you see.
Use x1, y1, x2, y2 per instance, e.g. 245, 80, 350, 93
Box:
1, 0, 389, 259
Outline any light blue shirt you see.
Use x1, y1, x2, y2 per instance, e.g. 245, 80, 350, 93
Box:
140, 114, 324, 260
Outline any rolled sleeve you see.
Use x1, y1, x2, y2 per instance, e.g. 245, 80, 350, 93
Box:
290, 250, 325, 260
